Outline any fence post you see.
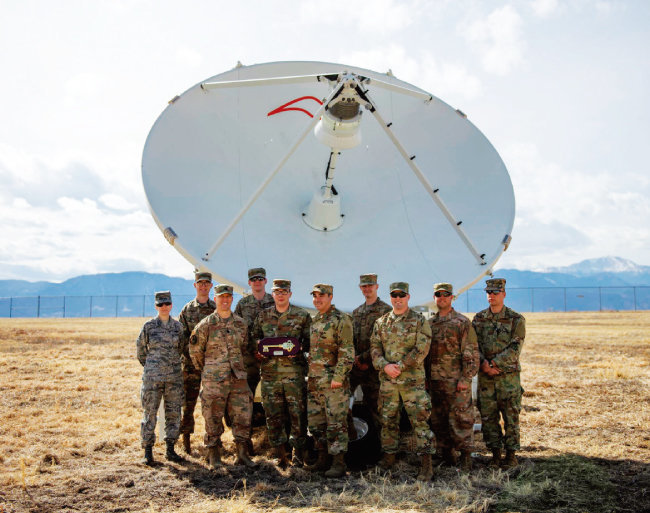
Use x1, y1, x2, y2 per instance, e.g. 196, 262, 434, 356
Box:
115, 295, 119, 317
142, 295, 146, 317
9, 297, 12, 318
531, 288, 535, 312
633, 287, 637, 311
63, 296, 66, 318
89, 296, 93, 318
37, 296, 41, 318
599, 287, 602, 311
564, 287, 567, 312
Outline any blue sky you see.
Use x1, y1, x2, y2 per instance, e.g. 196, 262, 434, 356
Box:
0, 0, 648, 281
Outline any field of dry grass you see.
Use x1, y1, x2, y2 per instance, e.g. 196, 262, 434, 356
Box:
1, 312, 649, 513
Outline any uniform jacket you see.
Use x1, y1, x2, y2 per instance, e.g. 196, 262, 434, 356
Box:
427, 308, 479, 385
352, 298, 391, 365
308, 305, 354, 384
251, 304, 312, 377
136, 316, 184, 382
179, 298, 216, 365
472, 306, 526, 373
190, 312, 248, 383
370, 308, 432, 382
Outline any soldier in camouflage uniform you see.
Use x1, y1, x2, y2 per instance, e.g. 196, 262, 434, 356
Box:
251, 279, 311, 468
307, 283, 355, 478
472, 278, 525, 469
426, 282, 479, 471
370, 282, 435, 481
190, 284, 257, 469
136, 291, 185, 465
234, 267, 275, 396
178, 271, 216, 454
351, 273, 391, 432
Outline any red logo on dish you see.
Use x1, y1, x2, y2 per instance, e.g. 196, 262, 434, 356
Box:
267, 96, 323, 118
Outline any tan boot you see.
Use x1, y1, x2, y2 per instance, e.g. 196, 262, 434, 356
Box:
274, 445, 290, 469
488, 448, 502, 468
305, 449, 329, 471
417, 454, 433, 481
324, 453, 347, 478
292, 447, 307, 467
208, 446, 222, 469
378, 452, 396, 471
183, 433, 191, 454
502, 450, 518, 469
236, 442, 258, 468
459, 450, 472, 471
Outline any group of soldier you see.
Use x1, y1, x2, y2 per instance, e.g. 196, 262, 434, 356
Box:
136, 267, 525, 480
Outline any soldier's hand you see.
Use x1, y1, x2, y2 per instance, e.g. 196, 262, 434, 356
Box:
354, 356, 369, 371
457, 380, 469, 392
254, 351, 267, 361
384, 363, 401, 379
330, 380, 343, 389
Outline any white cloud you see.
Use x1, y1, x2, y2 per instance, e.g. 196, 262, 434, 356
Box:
463, 5, 525, 75
99, 193, 138, 211
299, 0, 418, 32
530, 0, 560, 18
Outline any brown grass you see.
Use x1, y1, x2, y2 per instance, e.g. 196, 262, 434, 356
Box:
0, 312, 649, 512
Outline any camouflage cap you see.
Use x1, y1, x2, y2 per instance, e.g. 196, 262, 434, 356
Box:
272, 279, 291, 291
434, 282, 453, 294
214, 284, 234, 296
311, 283, 333, 295
389, 282, 409, 294
248, 267, 266, 279
155, 290, 172, 305
359, 273, 378, 286
194, 271, 212, 283
485, 278, 506, 292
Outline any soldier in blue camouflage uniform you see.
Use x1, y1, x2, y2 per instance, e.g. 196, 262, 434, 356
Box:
190, 284, 257, 469
136, 291, 185, 465
370, 282, 435, 481
251, 279, 311, 468
351, 273, 391, 433
426, 282, 479, 471
234, 267, 275, 396
307, 283, 355, 478
472, 278, 526, 469
178, 270, 216, 454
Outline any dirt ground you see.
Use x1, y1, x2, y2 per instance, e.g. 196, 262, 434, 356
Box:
0, 312, 649, 513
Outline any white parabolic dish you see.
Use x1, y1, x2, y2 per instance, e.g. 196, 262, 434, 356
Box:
142, 61, 515, 311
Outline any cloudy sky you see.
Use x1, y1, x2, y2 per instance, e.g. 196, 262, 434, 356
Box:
1, 0, 648, 281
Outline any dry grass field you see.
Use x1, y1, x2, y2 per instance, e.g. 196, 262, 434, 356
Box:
1, 312, 649, 513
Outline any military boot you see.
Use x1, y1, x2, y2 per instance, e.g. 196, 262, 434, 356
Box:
142, 446, 154, 466
305, 449, 329, 471
459, 450, 472, 471
442, 447, 457, 466
208, 446, 222, 469
488, 448, 502, 468
292, 447, 307, 467
502, 450, 518, 469
165, 440, 184, 462
416, 454, 433, 481
235, 442, 258, 468
378, 452, 396, 471
274, 444, 290, 469
183, 433, 191, 454
324, 454, 347, 478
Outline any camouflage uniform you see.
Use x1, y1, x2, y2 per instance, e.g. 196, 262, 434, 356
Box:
371, 308, 434, 454
472, 306, 526, 451
308, 305, 355, 455
190, 312, 252, 447
251, 304, 311, 450
351, 297, 391, 428
178, 297, 216, 435
136, 316, 185, 448
427, 308, 479, 451
234, 292, 275, 393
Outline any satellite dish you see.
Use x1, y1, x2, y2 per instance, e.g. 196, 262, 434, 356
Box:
142, 61, 514, 311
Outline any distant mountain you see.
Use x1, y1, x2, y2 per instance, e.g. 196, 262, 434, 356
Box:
546, 256, 650, 276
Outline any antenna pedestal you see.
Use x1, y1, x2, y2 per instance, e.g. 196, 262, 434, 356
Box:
303, 187, 343, 231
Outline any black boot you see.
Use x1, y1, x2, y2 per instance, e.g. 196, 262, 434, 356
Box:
142, 446, 154, 466
165, 440, 184, 462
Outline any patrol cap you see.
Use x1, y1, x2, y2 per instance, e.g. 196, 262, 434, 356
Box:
311, 283, 333, 295
248, 267, 266, 280
389, 282, 409, 294
434, 282, 453, 294
272, 279, 291, 291
155, 290, 172, 305
485, 278, 506, 293
214, 284, 234, 296
194, 271, 212, 283
359, 273, 378, 286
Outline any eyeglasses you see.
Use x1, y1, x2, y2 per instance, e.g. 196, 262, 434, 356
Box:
157, 302, 172, 306
434, 291, 452, 297
250, 277, 265, 282
487, 290, 502, 295
390, 291, 407, 298
273, 290, 289, 295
